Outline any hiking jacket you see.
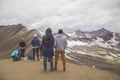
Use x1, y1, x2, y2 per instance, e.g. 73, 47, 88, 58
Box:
41, 33, 54, 57
19, 41, 26, 49
31, 37, 40, 48
11, 50, 19, 57
54, 34, 67, 51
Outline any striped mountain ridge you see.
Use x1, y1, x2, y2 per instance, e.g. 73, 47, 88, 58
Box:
0, 24, 42, 59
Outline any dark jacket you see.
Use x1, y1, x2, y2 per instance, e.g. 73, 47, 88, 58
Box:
31, 37, 40, 47
19, 41, 26, 49
41, 33, 54, 57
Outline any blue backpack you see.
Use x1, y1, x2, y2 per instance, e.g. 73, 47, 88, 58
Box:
27, 55, 34, 60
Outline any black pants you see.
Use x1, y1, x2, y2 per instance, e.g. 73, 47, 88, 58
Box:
20, 49, 25, 58
33, 48, 39, 60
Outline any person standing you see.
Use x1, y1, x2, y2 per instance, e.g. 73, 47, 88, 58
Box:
41, 28, 54, 71
54, 29, 68, 71
31, 34, 40, 60
19, 37, 26, 59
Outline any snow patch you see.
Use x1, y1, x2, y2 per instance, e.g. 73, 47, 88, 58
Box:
109, 33, 119, 46
67, 32, 78, 38
105, 55, 114, 60
67, 37, 114, 49
66, 54, 76, 61
68, 40, 89, 47
93, 37, 112, 49
109, 52, 118, 57
66, 48, 96, 56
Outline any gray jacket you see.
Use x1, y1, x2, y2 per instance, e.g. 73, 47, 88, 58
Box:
54, 34, 67, 50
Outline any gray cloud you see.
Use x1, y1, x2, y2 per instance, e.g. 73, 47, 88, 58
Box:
0, 0, 120, 32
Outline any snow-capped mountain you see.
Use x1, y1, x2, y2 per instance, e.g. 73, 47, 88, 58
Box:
64, 28, 120, 74
66, 28, 120, 49
88, 28, 111, 36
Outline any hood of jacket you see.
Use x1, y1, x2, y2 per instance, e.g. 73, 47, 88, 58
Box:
56, 34, 64, 38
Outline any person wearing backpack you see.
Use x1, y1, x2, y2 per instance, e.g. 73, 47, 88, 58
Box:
54, 29, 68, 71
41, 28, 54, 71
31, 34, 40, 60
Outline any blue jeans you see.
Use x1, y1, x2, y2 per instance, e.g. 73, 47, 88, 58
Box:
43, 57, 53, 71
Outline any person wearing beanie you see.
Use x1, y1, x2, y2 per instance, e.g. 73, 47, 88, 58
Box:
31, 33, 40, 60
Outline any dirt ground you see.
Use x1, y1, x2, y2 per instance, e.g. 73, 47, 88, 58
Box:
0, 59, 120, 80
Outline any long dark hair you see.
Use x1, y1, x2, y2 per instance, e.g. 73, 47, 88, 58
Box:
44, 28, 54, 45
46, 28, 52, 33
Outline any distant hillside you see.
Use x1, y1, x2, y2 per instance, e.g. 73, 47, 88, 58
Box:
0, 24, 42, 59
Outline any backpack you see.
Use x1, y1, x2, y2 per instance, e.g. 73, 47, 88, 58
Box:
13, 56, 21, 61
27, 55, 34, 60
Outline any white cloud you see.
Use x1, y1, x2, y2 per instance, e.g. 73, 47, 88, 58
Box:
0, 0, 120, 32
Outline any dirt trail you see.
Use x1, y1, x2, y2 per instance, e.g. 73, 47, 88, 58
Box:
0, 59, 120, 80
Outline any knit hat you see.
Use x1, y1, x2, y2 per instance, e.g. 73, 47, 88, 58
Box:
34, 34, 38, 37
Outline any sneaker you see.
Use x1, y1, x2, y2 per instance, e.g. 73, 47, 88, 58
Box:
21, 57, 24, 60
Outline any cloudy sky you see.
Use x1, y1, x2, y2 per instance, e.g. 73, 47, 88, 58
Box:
0, 0, 120, 32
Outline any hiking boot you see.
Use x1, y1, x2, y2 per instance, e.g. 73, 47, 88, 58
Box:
51, 69, 53, 71
44, 69, 47, 71
54, 67, 57, 71
63, 68, 66, 72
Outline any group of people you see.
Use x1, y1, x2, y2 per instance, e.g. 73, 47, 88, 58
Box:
11, 37, 26, 61
11, 28, 68, 71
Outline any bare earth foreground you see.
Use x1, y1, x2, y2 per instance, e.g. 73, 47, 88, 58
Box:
0, 59, 120, 80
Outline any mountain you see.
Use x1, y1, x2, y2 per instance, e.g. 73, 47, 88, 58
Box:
0, 24, 120, 75
90, 28, 111, 36
65, 28, 120, 74
66, 28, 120, 63
66, 28, 118, 45
0, 24, 42, 59
89, 28, 113, 41
77, 28, 112, 40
